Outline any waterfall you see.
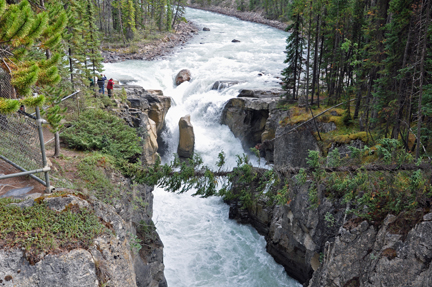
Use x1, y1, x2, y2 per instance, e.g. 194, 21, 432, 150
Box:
104, 8, 300, 286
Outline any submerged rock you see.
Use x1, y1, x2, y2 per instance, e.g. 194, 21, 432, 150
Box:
211, 80, 242, 91
177, 115, 195, 158
203, 27, 210, 31
232, 39, 240, 43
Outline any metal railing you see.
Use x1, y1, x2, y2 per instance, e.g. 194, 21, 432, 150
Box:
0, 105, 51, 190
0, 69, 51, 191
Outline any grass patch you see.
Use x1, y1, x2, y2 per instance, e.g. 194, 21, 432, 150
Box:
0, 197, 107, 262
279, 106, 345, 127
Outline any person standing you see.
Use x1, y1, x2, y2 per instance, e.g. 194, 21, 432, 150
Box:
97, 74, 107, 95
107, 78, 114, 98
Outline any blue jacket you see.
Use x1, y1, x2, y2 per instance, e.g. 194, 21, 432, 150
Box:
97, 76, 107, 86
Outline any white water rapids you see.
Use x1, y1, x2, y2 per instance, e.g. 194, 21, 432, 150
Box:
104, 8, 301, 286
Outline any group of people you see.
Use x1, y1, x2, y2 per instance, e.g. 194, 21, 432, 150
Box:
89, 74, 115, 97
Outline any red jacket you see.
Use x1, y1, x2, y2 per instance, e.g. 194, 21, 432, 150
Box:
107, 79, 114, 89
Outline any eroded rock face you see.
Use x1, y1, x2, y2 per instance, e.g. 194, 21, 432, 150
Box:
221, 97, 278, 150
0, 194, 138, 287
309, 213, 432, 287
175, 69, 191, 86
273, 121, 320, 168
177, 114, 195, 158
227, 177, 345, 285
0, 248, 99, 287
113, 85, 171, 165
0, 173, 167, 287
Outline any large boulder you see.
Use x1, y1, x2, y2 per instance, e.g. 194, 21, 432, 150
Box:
177, 115, 195, 158
221, 97, 278, 150
175, 69, 191, 86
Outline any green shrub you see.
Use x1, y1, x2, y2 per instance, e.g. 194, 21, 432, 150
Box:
76, 153, 122, 204
61, 109, 142, 161
0, 197, 107, 258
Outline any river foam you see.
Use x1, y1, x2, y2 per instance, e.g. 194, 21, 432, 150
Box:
104, 8, 301, 286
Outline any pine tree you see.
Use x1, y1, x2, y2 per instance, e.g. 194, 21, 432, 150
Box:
281, 1, 304, 101
0, 0, 66, 113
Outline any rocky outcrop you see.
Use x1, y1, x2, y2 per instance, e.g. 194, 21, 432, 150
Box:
175, 69, 191, 86
0, 183, 166, 287
221, 92, 338, 166
0, 248, 100, 287
309, 212, 432, 287
177, 115, 195, 158
221, 96, 279, 150
113, 85, 171, 165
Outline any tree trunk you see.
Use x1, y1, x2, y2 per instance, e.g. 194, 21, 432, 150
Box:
311, 14, 320, 106
415, 0, 430, 160
53, 131, 60, 157
305, 2, 312, 107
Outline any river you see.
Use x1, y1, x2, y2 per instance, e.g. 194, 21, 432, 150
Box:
104, 8, 301, 287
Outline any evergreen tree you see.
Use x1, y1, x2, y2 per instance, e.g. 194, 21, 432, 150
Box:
0, 0, 65, 113
281, 1, 304, 100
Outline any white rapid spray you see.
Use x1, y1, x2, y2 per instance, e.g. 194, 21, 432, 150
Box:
104, 8, 301, 286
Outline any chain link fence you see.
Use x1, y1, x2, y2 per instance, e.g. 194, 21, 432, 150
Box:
0, 69, 49, 188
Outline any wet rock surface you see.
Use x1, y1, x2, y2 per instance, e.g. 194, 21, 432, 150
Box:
177, 114, 195, 158
175, 69, 192, 86
211, 80, 242, 91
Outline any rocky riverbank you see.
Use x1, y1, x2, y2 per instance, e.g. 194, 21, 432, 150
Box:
101, 21, 199, 63
187, 4, 288, 31
101, 6, 288, 63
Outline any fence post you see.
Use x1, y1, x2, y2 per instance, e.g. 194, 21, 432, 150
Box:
35, 105, 51, 193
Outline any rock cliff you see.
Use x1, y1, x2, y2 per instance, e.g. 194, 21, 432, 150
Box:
223, 94, 432, 286
0, 179, 166, 287
0, 84, 171, 287
113, 85, 171, 165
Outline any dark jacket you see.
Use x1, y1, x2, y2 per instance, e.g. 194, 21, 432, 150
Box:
97, 76, 107, 87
